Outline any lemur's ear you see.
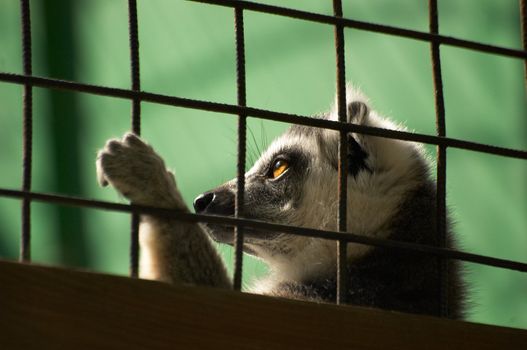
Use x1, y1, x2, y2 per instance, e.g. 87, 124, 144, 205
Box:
346, 101, 371, 176
327, 90, 370, 125
347, 101, 369, 125
322, 88, 373, 176
323, 99, 371, 176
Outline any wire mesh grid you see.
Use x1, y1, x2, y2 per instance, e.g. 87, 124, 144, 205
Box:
1, 0, 526, 317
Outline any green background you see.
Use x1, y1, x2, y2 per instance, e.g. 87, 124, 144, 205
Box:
0, 0, 525, 329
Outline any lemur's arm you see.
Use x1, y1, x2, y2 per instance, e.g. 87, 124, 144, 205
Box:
96, 133, 231, 288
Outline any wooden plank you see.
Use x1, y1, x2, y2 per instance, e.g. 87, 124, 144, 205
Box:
0, 259, 525, 350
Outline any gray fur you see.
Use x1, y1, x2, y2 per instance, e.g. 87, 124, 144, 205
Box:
96, 88, 465, 318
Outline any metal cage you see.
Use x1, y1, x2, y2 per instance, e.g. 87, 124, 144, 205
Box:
0, 0, 526, 322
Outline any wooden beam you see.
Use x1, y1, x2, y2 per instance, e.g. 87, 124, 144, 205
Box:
0, 260, 525, 349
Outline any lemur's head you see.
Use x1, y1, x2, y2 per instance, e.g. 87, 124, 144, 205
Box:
194, 87, 429, 281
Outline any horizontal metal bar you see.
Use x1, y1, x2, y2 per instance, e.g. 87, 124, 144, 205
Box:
1, 72, 526, 160
188, 0, 527, 60
0, 187, 526, 274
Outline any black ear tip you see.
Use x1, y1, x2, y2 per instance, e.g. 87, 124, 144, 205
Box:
348, 101, 369, 121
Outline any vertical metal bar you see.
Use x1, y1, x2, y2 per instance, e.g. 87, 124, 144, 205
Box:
519, 3, 527, 280
20, 0, 32, 262
233, 5, 247, 291
520, 0, 527, 86
429, 0, 448, 318
333, 0, 349, 305
128, 0, 141, 278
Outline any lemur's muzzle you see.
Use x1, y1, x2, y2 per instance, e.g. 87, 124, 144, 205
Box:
194, 188, 279, 251
193, 189, 234, 217
193, 189, 237, 245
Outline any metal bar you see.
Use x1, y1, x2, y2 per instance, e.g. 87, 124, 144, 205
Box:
129, 0, 141, 135
429, 0, 448, 318
521, 0, 527, 85
188, 0, 527, 60
127, 0, 141, 278
233, 5, 247, 291
1, 73, 526, 160
129, 214, 140, 278
2, 188, 527, 274
19, 0, 32, 262
332, 0, 348, 305
3, 0, 524, 318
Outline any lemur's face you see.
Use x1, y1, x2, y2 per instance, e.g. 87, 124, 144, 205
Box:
194, 96, 425, 278
193, 110, 369, 262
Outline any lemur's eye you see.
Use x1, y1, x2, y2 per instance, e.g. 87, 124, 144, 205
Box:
271, 159, 289, 179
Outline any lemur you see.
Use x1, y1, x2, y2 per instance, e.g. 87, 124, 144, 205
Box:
96, 86, 465, 318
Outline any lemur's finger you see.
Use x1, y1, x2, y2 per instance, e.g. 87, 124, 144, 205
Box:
105, 139, 125, 154
122, 132, 149, 150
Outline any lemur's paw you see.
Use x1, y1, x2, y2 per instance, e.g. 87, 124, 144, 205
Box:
96, 133, 185, 209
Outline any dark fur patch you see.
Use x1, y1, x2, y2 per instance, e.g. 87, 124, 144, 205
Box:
347, 134, 371, 177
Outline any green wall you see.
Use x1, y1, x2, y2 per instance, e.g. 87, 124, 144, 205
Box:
0, 0, 525, 329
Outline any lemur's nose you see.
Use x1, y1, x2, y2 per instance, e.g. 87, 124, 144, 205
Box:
193, 192, 215, 213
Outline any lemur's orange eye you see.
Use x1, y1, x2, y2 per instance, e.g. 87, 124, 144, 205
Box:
271, 159, 289, 179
